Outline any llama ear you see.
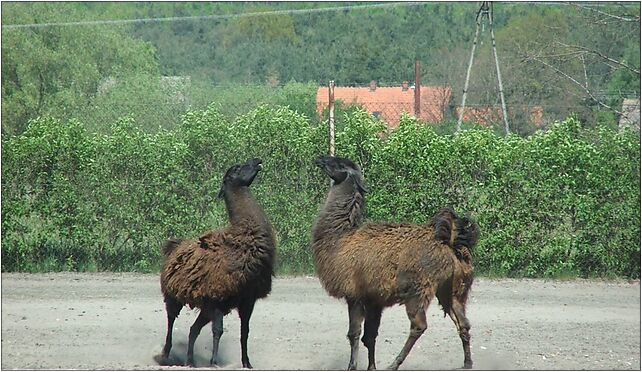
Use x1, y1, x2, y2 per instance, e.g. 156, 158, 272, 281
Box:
217, 185, 225, 199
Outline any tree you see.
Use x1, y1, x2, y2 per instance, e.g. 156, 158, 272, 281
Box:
496, 4, 640, 126
1, 2, 159, 134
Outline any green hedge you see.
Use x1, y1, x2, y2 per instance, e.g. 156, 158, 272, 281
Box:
361, 114, 640, 278
2, 106, 640, 277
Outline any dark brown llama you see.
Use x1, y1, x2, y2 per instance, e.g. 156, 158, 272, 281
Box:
312, 155, 479, 370
157, 158, 275, 368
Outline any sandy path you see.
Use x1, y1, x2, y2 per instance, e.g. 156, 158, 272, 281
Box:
1, 273, 639, 370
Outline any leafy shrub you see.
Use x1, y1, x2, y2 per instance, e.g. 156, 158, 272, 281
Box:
1, 109, 639, 278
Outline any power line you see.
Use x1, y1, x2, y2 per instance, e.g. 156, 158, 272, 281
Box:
504, 2, 639, 8
2, 2, 425, 30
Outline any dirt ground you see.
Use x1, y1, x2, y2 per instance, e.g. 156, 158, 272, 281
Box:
1, 273, 640, 370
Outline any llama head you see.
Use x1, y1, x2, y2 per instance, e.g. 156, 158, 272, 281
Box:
314, 155, 366, 194
217, 158, 263, 198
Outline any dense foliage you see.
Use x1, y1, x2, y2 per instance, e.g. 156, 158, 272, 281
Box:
2, 106, 639, 278
2, 2, 639, 135
1, 3, 159, 135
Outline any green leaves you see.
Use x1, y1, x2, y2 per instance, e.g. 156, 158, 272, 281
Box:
357, 116, 640, 278
1, 2, 160, 135
1, 112, 639, 278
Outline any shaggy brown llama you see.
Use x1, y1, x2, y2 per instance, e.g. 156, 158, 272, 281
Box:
157, 158, 275, 368
312, 155, 479, 370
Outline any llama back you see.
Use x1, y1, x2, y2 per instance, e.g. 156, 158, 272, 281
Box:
161, 225, 274, 307
315, 223, 453, 306
213, 222, 276, 292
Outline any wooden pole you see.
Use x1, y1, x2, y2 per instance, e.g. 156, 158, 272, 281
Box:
328, 80, 335, 156
414, 60, 421, 117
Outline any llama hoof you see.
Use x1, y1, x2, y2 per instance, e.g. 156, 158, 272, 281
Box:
242, 361, 253, 369
387, 363, 400, 371
463, 361, 473, 369
367, 364, 377, 370
153, 354, 170, 366
347, 362, 357, 370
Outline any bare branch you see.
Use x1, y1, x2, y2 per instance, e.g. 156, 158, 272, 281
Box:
537, 49, 587, 59
527, 54, 622, 115
555, 41, 640, 75
571, 2, 641, 23
581, 54, 589, 90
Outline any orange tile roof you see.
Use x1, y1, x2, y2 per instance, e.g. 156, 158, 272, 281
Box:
316, 85, 451, 129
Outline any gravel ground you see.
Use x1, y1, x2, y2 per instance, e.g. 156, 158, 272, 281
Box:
1, 272, 640, 370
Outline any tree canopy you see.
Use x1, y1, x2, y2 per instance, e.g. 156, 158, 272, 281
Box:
2, 2, 639, 134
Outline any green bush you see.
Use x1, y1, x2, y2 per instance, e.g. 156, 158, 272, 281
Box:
364, 116, 640, 278
1, 108, 639, 278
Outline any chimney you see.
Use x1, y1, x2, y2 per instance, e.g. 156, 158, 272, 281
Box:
369, 80, 377, 91
402, 81, 409, 92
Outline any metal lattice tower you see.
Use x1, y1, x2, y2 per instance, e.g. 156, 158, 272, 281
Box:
458, 1, 510, 134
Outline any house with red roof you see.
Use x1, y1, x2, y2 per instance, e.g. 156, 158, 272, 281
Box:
316, 80, 451, 129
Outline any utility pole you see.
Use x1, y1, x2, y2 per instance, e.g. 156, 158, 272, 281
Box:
328, 80, 335, 156
488, 2, 510, 135
414, 60, 421, 117
458, 4, 483, 132
458, 1, 509, 134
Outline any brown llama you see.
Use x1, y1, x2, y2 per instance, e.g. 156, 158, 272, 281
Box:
312, 155, 479, 370
157, 158, 275, 368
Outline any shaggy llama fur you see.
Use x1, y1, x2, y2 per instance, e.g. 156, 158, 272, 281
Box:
312, 155, 479, 370
158, 158, 275, 368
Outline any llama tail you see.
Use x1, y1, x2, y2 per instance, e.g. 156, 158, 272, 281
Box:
161, 238, 183, 258
431, 207, 479, 317
430, 207, 479, 260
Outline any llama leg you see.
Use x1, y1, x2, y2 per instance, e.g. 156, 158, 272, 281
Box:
346, 298, 365, 370
388, 297, 428, 370
238, 298, 256, 369
209, 307, 225, 366
448, 300, 473, 369
161, 296, 182, 361
362, 304, 383, 370
186, 310, 210, 367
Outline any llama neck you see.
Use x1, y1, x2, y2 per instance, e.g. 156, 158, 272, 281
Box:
312, 182, 364, 244
224, 187, 270, 228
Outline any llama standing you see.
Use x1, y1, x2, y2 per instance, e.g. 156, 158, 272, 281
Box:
158, 158, 275, 368
312, 155, 479, 370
